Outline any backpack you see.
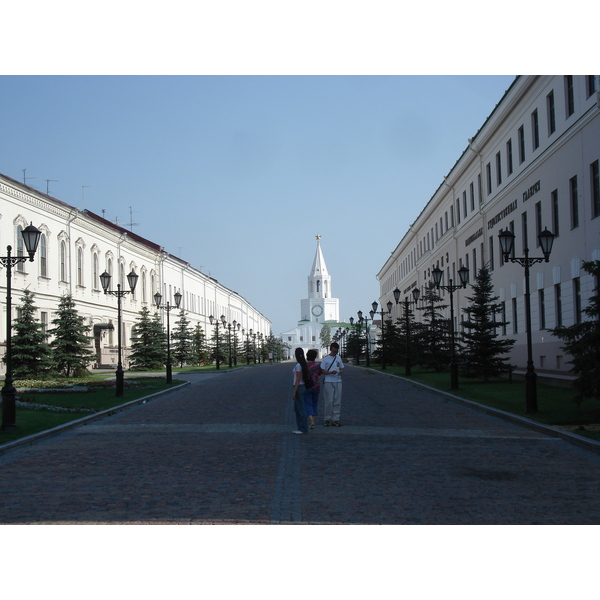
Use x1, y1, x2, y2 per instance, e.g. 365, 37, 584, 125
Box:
305, 362, 321, 389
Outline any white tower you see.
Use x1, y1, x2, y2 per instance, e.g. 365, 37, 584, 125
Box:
300, 235, 340, 323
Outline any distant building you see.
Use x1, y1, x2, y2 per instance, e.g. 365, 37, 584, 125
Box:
0, 173, 271, 371
280, 236, 350, 358
377, 75, 600, 375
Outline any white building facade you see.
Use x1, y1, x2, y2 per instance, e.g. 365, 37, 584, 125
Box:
0, 173, 271, 371
377, 75, 600, 375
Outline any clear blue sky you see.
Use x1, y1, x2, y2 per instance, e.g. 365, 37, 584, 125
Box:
0, 75, 516, 333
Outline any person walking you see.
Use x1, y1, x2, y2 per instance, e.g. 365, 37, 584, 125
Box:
321, 342, 344, 427
304, 349, 321, 429
291, 347, 310, 434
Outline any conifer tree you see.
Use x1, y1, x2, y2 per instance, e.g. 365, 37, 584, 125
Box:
460, 266, 515, 381
320, 324, 332, 349
7, 290, 53, 379
415, 282, 451, 372
550, 259, 600, 404
48, 294, 94, 377
191, 323, 210, 366
172, 309, 194, 367
129, 306, 167, 370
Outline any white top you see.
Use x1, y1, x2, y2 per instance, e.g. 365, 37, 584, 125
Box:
321, 354, 343, 383
293, 363, 305, 385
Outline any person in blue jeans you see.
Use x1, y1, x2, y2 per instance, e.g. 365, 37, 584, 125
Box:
291, 347, 310, 434
304, 348, 321, 429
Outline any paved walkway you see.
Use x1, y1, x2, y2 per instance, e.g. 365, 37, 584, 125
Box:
1, 362, 600, 524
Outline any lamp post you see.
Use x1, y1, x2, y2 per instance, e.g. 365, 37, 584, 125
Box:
1, 223, 42, 430
243, 329, 250, 364
393, 287, 421, 376
209, 315, 226, 369
252, 332, 257, 364
358, 310, 374, 367
372, 300, 392, 370
100, 268, 139, 397
432, 264, 469, 390
349, 316, 362, 365
499, 226, 555, 414
154, 289, 182, 383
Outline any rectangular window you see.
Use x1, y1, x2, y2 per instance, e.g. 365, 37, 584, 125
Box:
470, 182, 475, 211
521, 212, 528, 253
489, 236, 494, 270
591, 160, 600, 219
552, 189, 560, 237
546, 90, 556, 135
518, 125, 526, 164
445, 211, 449, 231
531, 109, 539, 150
535, 201, 542, 246
450, 205, 455, 227
486, 162, 492, 195
463, 190, 468, 216
512, 298, 518, 334
587, 75, 597, 98
496, 152, 502, 185
501, 301, 507, 336
555, 284, 563, 327
509, 220, 515, 258
506, 139, 513, 175
41, 312, 48, 335
574, 278, 582, 324
472, 248, 477, 276
565, 75, 575, 117
456, 199, 461, 224
478, 174, 483, 205
570, 175, 579, 229
538, 289, 546, 330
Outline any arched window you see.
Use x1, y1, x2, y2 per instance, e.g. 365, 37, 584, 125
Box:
141, 271, 147, 303
107, 257, 113, 279
16, 225, 25, 272
40, 234, 48, 277
77, 247, 83, 286
60, 240, 67, 281
119, 263, 125, 289
316, 280, 320, 293
93, 253, 99, 289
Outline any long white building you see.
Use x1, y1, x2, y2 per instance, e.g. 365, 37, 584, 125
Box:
0, 173, 271, 371
377, 75, 600, 375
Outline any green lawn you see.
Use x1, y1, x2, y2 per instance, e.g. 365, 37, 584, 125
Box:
0, 377, 185, 445
366, 364, 600, 443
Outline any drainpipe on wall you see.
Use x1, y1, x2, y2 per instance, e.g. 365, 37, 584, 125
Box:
66, 208, 78, 295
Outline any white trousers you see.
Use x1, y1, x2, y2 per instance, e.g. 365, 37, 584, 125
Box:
322, 381, 342, 421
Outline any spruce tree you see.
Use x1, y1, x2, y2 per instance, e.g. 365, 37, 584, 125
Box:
320, 324, 332, 349
172, 309, 194, 367
415, 282, 451, 372
550, 259, 600, 404
460, 266, 515, 381
129, 306, 167, 370
7, 290, 53, 379
48, 294, 94, 377
191, 323, 209, 366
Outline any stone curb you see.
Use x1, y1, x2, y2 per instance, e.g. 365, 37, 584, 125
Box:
0, 381, 191, 455
360, 367, 600, 455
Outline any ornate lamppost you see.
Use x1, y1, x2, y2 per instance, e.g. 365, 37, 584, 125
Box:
154, 289, 182, 383
349, 316, 363, 365
100, 268, 139, 397
1, 223, 42, 430
498, 226, 555, 414
209, 315, 226, 370
432, 264, 469, 390
393, 287, 421, 376
357, 310, 374, 367
372, 300, 392, 370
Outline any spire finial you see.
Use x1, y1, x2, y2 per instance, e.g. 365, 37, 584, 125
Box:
316, 234, 321, 243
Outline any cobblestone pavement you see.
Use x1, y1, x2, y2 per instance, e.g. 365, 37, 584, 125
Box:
1, 362, 600, 525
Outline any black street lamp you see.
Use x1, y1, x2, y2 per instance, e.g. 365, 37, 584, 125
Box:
499, 226, 555, 414
252, 331, 257, 364
209, 315, 226, 370
432, 264, 469, 390
349, 316, 362, 365
393, 287, 421, 376
154, 289, 182, 383
243, 328, 250, 364
358, 310, 374, 367
372, 300, 392, 370
100, 268, 139, 397
1, 223, 42, 430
